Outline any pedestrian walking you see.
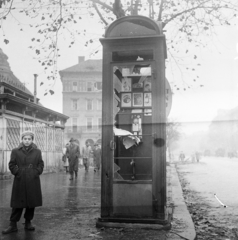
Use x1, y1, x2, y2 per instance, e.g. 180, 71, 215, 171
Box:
179, 151, 185, 162
66, 138, 80, 180
195, 151, 200, 163
62, 143, 69, 173
82, 141, 93, 172
93, 143, 101, 172
2, 131, 44, 234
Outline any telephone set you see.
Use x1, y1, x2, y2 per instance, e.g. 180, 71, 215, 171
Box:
131, 114, 142, 138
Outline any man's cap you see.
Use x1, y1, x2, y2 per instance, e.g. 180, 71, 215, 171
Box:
21, 131, 34, 139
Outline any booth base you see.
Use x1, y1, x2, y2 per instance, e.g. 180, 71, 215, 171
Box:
96, 216, 172, 230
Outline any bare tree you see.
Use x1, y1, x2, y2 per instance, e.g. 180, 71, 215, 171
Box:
166, 120, 181, 159
0, 0, 237, 93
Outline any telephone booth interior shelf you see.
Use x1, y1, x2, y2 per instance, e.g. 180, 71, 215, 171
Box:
97, 15, 170, 228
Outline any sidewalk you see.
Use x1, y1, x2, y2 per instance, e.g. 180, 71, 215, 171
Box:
167, 163, 197, 240
0, 165, 196, 240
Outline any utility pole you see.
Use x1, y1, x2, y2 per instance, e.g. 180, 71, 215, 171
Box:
33, 74, 38, 103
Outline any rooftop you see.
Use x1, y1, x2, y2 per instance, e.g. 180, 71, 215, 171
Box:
0, 48, 33, 96
59, 57, 102, 73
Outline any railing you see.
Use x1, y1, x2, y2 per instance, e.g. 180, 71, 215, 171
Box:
6, 118, 64, 152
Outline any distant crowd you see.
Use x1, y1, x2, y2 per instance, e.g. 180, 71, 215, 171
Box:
178, 151, 201, 163
62, 138, 101, 180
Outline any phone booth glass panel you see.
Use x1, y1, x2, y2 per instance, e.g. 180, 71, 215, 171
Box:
112, 62, 154, 217
98, 16, 169, 226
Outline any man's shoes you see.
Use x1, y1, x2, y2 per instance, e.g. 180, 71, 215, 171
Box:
24, 221, 35, 231
2, 222, 18, 234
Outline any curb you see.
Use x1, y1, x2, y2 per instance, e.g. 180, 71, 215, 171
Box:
170, 163, 197, 240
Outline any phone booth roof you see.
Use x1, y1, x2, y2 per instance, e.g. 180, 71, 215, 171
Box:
105, 15, 162, 39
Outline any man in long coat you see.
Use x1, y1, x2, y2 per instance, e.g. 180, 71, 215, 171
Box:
2, 131, 44, 234
82, 141, 93, 172
66, 138, 80, 180
93, 143, 101, 172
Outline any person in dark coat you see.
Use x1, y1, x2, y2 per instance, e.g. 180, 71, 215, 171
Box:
93, 143, 101, 172
2, 131, 44, 235
66, 138, 80, 180
82, 141, 93, 172
179, 151, 185, 162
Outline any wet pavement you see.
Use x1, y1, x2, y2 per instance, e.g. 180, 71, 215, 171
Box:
0, 166, 192, 240
0, 168, 101, 240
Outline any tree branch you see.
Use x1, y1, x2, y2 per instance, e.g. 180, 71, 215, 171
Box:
89, 0, 113, 12
163, 0, 210, 28
93, 2, 108, 26
0, 0, 14, 20
158, 0, 164, 21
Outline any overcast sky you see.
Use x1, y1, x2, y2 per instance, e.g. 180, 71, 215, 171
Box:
1, 12, 238, 134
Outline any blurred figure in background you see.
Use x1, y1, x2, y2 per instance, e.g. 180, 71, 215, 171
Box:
62, 143, 69, 173
179, 151, 185, 162
66, 138, 80, 180
195, 151, 200, 163
93, 143, 101, 172
82, 141, 92, 172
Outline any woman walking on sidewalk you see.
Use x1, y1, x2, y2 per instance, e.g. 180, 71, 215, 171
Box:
2, 131, 44, 235
62, 143, 69, 173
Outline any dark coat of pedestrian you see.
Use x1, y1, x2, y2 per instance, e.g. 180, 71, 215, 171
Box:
82, 141, 93, 172
2, 131, 44, 235
93, 144, 101, 172
9, 143, 44, 208
179, 152, 185, 162
66, 138, 80, 180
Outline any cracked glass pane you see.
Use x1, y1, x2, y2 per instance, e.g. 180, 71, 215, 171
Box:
112, 63, 153, 181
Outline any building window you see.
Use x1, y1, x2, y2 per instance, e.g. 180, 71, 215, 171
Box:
72, 118, 77, 132
86, 99, 93, 110
63, 82, 71, 92
98, 118, 102, 130
97, 99, 102, 110
78, 82, 86, 92
71, 99, 78, 110
86, 118, 93, 131
94, 82, 102, 91
72, 82, 77, 91
87, 82, 93, 92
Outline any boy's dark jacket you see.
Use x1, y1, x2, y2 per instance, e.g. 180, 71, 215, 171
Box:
9, 143, 44, 208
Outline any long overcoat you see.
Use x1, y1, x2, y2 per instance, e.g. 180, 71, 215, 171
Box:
66, 142, 80, 172
93, 148, 101, 169
9, 143, 44, 208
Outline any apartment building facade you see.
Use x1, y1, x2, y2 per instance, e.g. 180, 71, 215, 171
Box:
59, 57, 102, 149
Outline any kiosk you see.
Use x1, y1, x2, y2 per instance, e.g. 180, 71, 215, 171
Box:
98, 15, 170, 227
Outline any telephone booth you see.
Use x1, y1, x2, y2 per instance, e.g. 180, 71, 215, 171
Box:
98, 15, 169, 227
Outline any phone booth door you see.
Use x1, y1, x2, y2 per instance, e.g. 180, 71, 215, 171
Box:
112, 61, 155, 218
